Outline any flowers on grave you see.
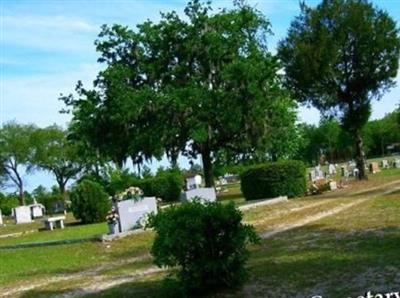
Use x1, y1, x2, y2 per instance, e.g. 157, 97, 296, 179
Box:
117, 186, 144, 202
106, 208, 119, 224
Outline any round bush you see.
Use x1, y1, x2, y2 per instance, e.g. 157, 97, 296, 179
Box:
0, 193, 19, 216
240, 160, 307, 200
148, 200, 259, 295
70, 179, 111, 224
138, 170, 184, 202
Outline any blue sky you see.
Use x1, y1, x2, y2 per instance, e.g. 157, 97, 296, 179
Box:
1, 0, 399, 192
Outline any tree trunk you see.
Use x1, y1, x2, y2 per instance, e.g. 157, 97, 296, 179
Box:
168, 148, 179, 168
56, 174, 68, 202
18, 182, 25, 206
355, 130, 368, 180
59, 182, 67, 202
201, 148, 214, 187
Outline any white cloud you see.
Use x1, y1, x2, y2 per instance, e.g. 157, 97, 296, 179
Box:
2, 14, 99, 52
1, 63, 101, 127
2, 15, 98, 32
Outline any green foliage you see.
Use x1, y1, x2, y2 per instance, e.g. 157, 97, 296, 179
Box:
0, 122, 37, 205
148, 200, 260, 295
362, 109, 400, 157
295, 119, 354, 165
33, 125, 82, 199
138, 169, 184, 202
0, 193, 19, 216
279, 0, 400, 179
240, 161, 307, 200
32, 185, 62, 213
70, 180, 111, 224
62, 1, 289, 187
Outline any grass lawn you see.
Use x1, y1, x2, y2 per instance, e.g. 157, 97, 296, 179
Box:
1, 167, 399, 297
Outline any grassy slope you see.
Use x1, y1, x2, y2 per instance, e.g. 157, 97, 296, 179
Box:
1, 168, 399, 297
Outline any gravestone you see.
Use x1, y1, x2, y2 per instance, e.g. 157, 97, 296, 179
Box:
394, 159, 400, 168
186, 175, 202, 190
116, 197, 157, 233
328, 164, 337, 175
14, 206, 32, 224
30, 204, 45, 218
185, 187, 216, 203
0, 210, 3, 226
329, 181, 338, 191
341, 166, 349, 178
369, 162, 380, 174
353, 168, 359, 179
381, 159, 389, 169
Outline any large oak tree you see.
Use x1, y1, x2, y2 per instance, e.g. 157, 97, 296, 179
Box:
279, 0, 400, 179
63, 1, 288, 186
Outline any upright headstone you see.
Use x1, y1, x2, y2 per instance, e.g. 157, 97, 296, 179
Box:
369, 162, 380, 174
394, 159, 400, 168
186, 175, 202, 190
328, 163, 337, 175
14, 206, 32, 224
329, 181, 338, 191
353, 168, 359, 179
381, 159, 389, 169
317, 166, 324, 179
30, 204, 45, 218
117, 197, 157, 233
185, 187, 217, 203
0, 209, 3, 226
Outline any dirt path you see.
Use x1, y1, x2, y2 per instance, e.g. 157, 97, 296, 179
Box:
1, 254, 152, 297
3, 180, 400, 298
260, 199, 366, 238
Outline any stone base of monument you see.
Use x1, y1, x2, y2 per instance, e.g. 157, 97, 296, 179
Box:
100, 228, 148, 242
184, 187, 217, 203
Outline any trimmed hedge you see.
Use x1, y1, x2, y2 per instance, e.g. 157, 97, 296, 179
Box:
148, 201, 259, 295
138, 170, 184, 202
240, 160, 306, 200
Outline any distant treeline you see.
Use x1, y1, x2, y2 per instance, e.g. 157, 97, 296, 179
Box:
295, 109, 400, 166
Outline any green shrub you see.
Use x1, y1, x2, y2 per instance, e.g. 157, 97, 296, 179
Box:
138, 170, 184, 202
0, 193, 19, 216
240, 160, 307, 200
70, 179, 111, 224
148, 200, 260, 295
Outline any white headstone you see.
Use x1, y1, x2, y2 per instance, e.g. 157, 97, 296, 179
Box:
394, 159, 400, 168
117, 197, 157, 233
328, 164, 337, 175
185, 187, 217, 203
186, 175, 202, 190
353, 168, 359, 178
30, 204, 44, 218
0, 209, 3, 226
381, 159, 389, 169
329, 181, 337, 191
14, 206, 32, 224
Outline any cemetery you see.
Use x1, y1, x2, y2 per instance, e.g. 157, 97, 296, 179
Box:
1, 0, 400, 297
